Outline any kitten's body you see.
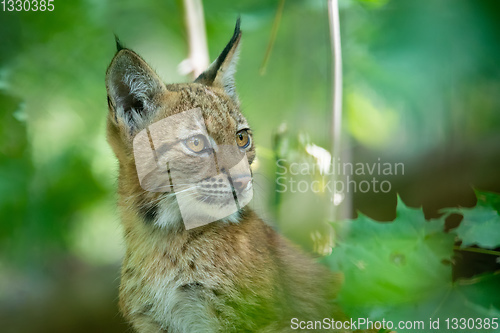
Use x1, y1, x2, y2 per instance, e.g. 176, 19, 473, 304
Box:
118, 208, 340, 332
106, 21, 348, 332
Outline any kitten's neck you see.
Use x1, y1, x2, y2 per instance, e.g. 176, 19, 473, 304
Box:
122, 200, 251, 243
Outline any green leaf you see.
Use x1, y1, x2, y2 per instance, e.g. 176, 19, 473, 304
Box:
325, 196, 500, 332
326, 196, 455, 316
379, 273, 500, 333
475, 190, 500, 213
443, 191, 500, 249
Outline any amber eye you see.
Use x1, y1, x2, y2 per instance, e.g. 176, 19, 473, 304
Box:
185, 135, 209, 153
236, 130, 250, 148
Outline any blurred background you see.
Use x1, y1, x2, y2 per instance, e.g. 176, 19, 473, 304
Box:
1, 0, 499, 331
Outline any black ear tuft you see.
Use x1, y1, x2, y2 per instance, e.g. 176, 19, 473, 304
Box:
217, 16, 241, 67
224, 17, 241, 58
115, 34, 125, 52
194, 18, 242, 101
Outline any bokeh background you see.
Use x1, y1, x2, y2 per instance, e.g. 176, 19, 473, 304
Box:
1, 0, 499, 331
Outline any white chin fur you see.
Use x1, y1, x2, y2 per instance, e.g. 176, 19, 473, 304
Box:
154, 195, 184, 230
154, 195, 242, 231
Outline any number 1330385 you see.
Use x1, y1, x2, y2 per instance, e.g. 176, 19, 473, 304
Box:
2, 0, 54, 11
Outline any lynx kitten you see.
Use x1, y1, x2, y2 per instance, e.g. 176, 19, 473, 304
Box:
106, 19, 351, 333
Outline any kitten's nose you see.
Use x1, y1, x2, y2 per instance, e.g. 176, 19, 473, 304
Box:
232, 175, 251, 192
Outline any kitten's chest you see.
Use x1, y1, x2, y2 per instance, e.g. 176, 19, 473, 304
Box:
121, 236, 233, 331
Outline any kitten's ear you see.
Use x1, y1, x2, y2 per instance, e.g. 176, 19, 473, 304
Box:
195, 18, 242, 102
106, 46, 167, 133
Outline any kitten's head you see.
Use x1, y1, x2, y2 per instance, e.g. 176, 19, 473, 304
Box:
106, 20, 255, 231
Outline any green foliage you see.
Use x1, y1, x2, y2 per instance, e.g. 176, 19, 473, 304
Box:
327, 197, 454, 306
0, 91, 31, 251
443, 191, 500, 249
325, 196, 500, 332
378, 273, 500, 333
354, 0, 390, 9
1, 0, 500, 268
0, 0, 499, 330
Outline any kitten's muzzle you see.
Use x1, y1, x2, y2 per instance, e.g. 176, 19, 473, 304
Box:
231, 175, 251, 192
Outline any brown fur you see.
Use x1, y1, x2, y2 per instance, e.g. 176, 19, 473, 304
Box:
106, 21, 361, 333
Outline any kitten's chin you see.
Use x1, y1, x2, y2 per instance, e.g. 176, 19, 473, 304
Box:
153, 194, 244, 231
154, 196, 184, 231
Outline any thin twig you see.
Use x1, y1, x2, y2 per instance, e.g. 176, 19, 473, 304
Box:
260, 0, 286, 75
454, 246, 500, 256
181, 0, 209, 79
328, 0, 345, 220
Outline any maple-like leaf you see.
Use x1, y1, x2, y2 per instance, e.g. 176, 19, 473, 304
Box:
325, 195, 500, 332
326, 196, 455, 314
443, 190, 500, 249
378, 273, 500, 333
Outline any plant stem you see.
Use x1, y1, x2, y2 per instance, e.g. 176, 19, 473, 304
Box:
454, 246, 500, 256
182, 0, 209, 79
328, 0, 346, 220
260, 0, 286, 75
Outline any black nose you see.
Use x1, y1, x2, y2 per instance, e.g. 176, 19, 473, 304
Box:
232, 176, 251, 192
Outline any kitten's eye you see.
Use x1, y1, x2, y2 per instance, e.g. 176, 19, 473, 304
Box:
236, 130, 250, 149
185, 135, 210, 153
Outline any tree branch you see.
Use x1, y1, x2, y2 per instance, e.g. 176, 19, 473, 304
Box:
180, 0, 210, 79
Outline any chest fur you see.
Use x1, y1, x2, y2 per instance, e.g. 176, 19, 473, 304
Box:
118, 218, 279, 332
